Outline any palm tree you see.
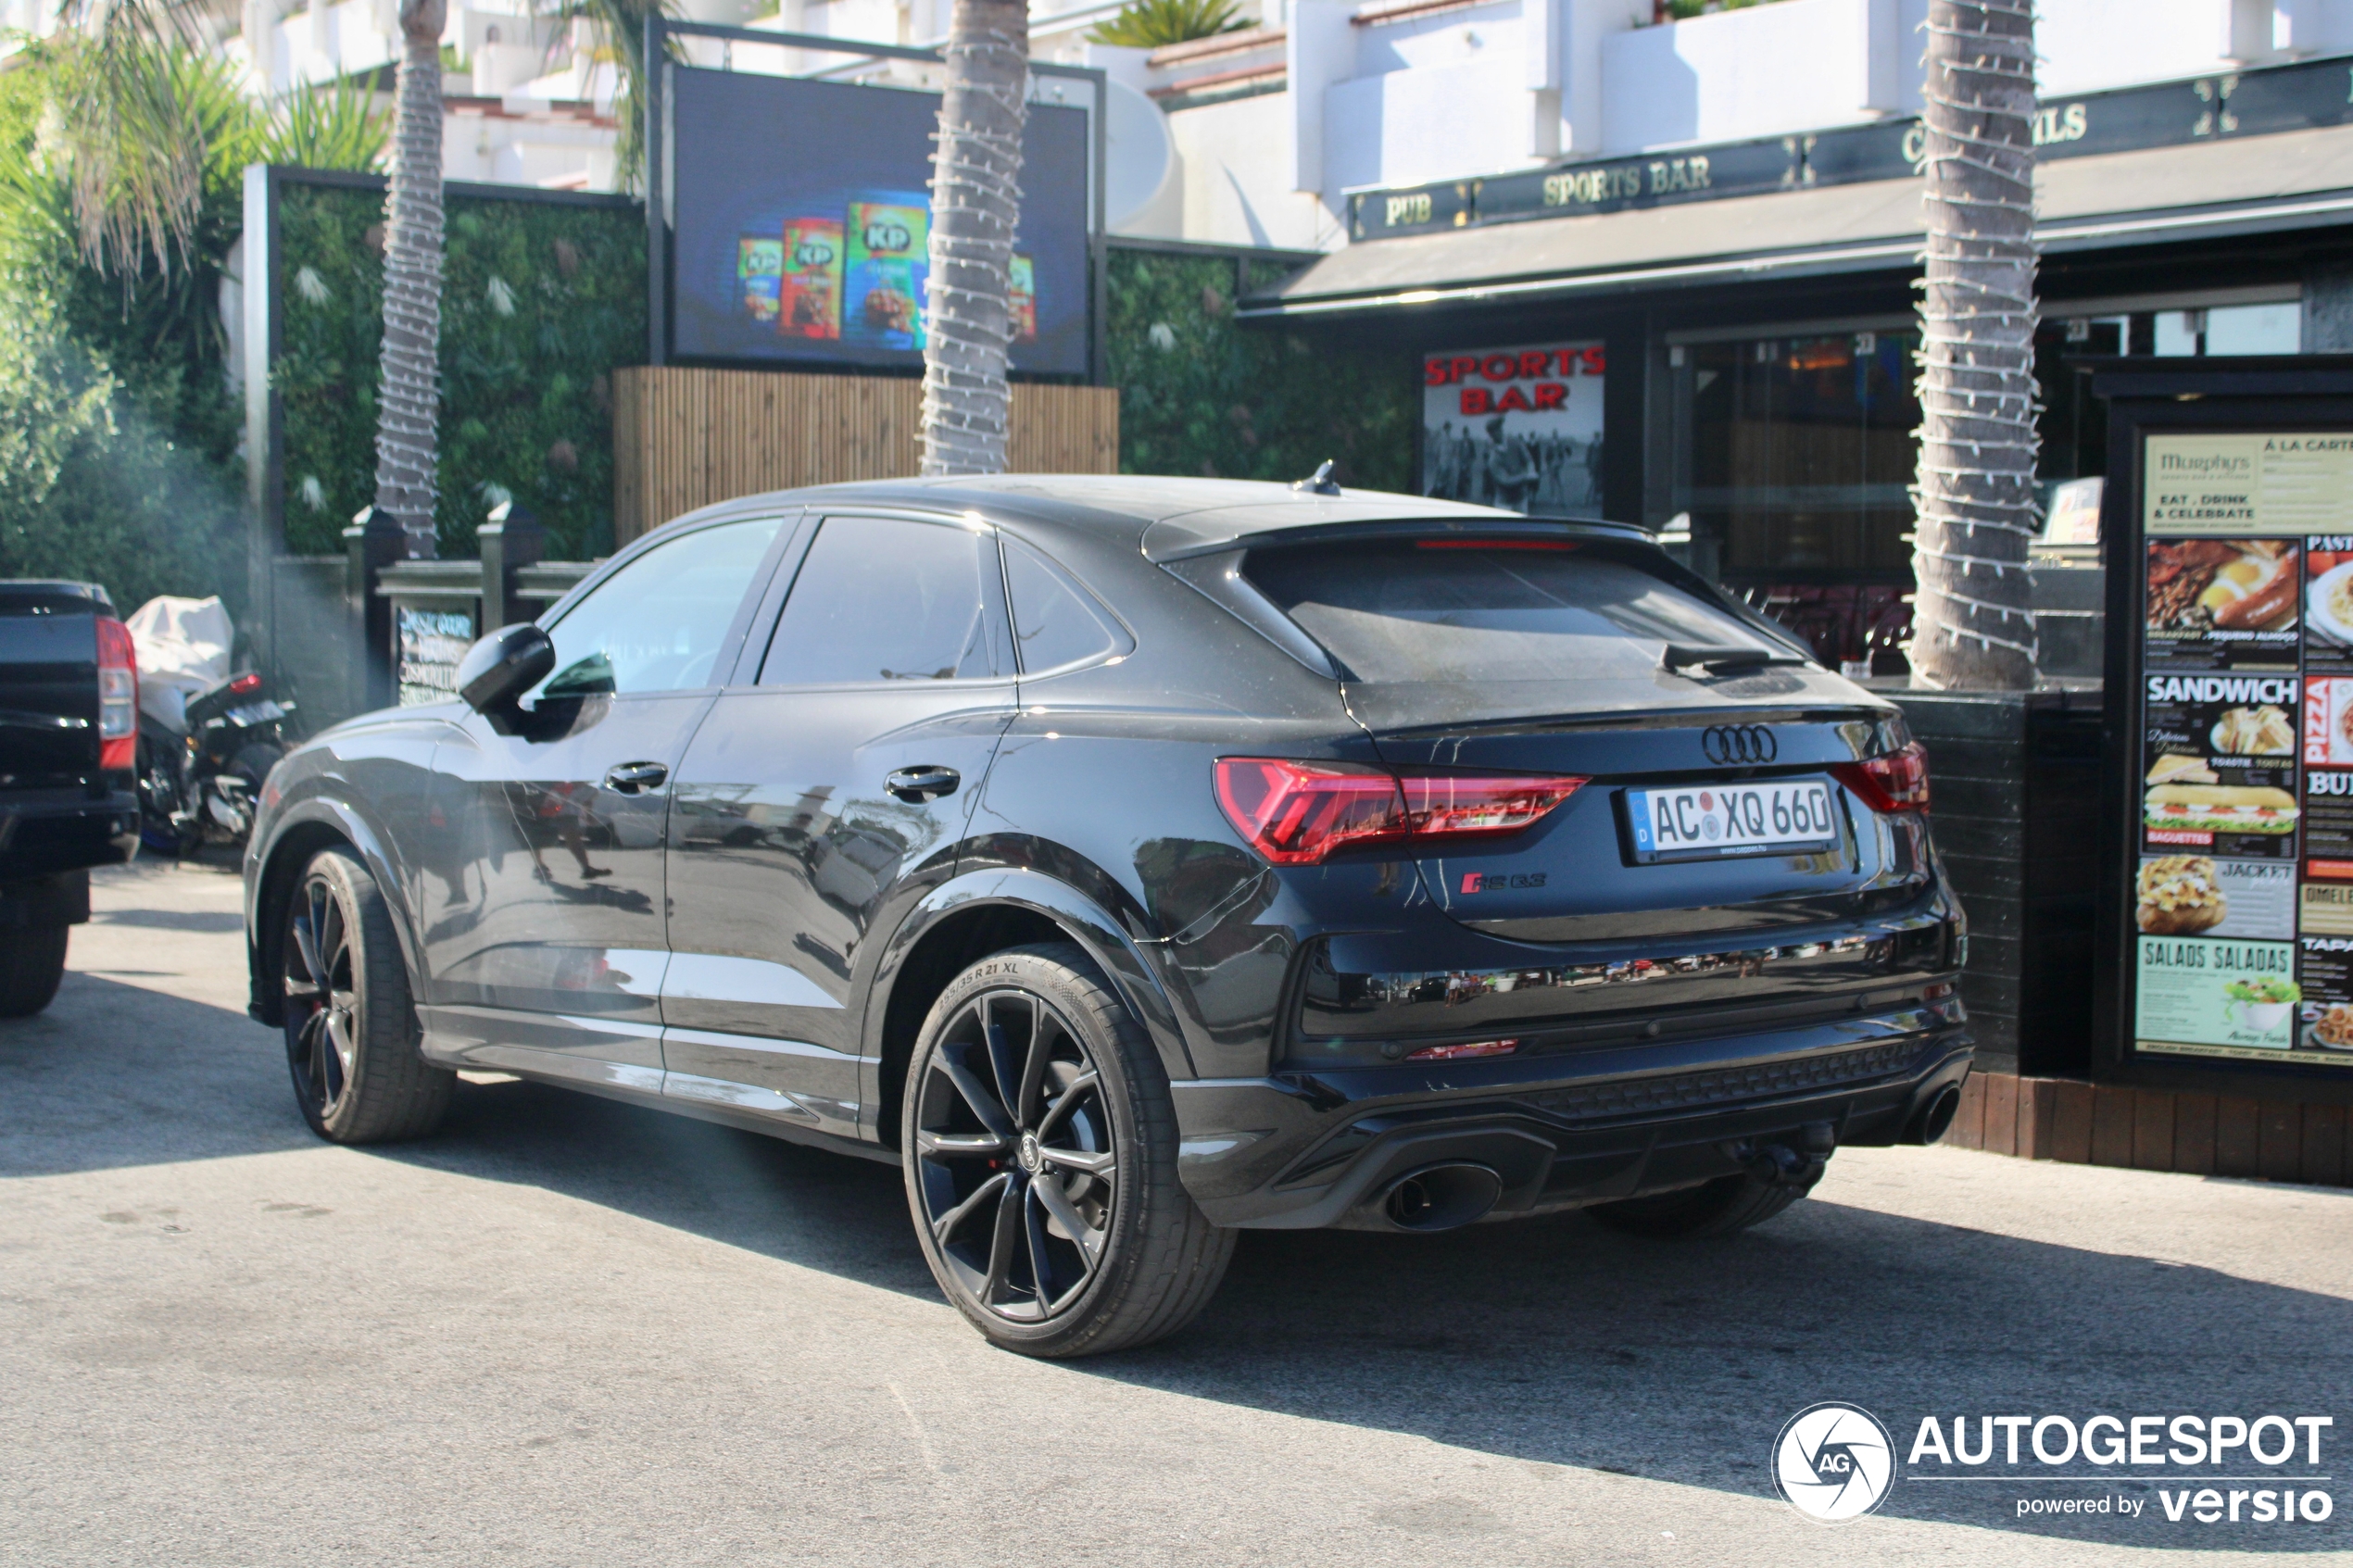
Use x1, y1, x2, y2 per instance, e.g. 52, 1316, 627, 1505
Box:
371, 0, 448, 559
1907, 0, 2038, 690
919, 0, 1028, 476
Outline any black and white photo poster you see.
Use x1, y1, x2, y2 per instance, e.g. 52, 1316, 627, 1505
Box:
1420, 342, 1604, 519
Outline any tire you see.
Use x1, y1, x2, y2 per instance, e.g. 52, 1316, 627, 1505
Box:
901, 943, 1234, 1358
282, 846, 452, 1143
0, 919, 69, 1017
230, 741, 286, 792
1585, 1167, 1818, 1239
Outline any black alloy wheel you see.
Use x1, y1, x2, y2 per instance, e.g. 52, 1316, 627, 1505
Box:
284, 870, 358, 1121
912, 987, 1117, 1323
280, 846, 452, 1144
902, 944, 1234, 1357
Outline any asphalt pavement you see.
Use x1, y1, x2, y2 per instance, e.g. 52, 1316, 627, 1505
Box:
3, 859, 2348, 1566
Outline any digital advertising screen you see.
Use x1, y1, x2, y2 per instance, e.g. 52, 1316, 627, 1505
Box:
668, 68, 1091, 375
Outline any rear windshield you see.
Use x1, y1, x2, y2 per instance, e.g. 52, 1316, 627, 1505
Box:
1243, 541, 1777, 684
0, 588, 102, 617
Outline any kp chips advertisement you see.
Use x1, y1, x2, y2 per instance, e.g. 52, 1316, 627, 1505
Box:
669, 68, 1090, 375
2136, 433, 2353, 1070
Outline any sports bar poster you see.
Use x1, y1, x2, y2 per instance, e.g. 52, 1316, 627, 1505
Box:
2136, 430, 2353, 1068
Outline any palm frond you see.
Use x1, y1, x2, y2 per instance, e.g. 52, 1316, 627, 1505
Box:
37, 27, 257, 277
266, 81, 390, 171
519, 0, 677, 192
1086, 0, 1244, 48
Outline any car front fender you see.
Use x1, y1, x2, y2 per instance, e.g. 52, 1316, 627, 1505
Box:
245, 793, 423, 1026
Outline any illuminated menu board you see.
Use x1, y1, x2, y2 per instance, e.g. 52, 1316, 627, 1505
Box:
2136, 432, 2353, 1069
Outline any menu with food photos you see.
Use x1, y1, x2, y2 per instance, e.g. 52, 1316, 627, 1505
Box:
2136, 433, 2353, 1068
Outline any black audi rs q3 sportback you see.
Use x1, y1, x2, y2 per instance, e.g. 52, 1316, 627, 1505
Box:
244, 476, 1970, 1357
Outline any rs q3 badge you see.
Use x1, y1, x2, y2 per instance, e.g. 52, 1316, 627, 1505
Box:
1461, 872, 1547, 894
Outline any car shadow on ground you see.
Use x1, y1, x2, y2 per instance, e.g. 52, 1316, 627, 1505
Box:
8, 979, 2347, 1550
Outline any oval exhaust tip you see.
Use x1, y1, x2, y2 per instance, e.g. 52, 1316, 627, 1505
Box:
1909, 1084, 1962, 1146
1380, 1162, 1504, 1232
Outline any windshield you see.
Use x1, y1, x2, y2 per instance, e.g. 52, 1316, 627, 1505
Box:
1243, 541, 1780, 684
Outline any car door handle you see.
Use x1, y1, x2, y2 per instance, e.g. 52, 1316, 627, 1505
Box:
603, 760, 669, 795
885, 765, 960, 803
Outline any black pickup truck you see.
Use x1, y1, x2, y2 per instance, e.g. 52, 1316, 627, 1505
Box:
1, 581, 141, 1015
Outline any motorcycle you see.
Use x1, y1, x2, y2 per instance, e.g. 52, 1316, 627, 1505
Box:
136, 670, 294, 855
126, 596, 292, 856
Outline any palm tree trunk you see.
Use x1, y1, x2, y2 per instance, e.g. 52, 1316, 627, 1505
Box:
372, 0, 447, 559
1908, 0, 2038, 689
919, 0, 1027, 477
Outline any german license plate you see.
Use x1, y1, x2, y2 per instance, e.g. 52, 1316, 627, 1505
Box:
1626, 779, 1839, 863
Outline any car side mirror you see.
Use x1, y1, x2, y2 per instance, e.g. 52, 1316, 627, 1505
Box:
456, 622, 554, 722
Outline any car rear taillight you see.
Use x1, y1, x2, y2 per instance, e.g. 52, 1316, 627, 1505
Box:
1832, 740, 1930, 814
1214, 759, 1586, 865
95, 615, 136, 771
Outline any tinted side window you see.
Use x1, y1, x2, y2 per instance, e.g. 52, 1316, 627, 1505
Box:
1004, 540, 1121, 674
1244, 541, 1775, 684
759, 516, 1000, 685
540, 517, 783, 697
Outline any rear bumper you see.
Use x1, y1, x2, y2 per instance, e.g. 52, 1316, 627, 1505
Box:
1170, 1010, 1971, 1229
0, 786, 138, 886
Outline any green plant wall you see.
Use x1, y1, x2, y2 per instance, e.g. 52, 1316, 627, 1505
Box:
273, 180, 646, 559
273, 224, 1397, 563
1106, 247, 1414, 492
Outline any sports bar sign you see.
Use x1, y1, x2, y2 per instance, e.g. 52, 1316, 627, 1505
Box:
1352, 52, 2353, 242
2136, 431, 2353, 1070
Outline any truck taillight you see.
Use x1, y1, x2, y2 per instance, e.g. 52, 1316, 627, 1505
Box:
1214, 759, 1586, 865
95, 615, 137, 771
1832, 740, 1930, 814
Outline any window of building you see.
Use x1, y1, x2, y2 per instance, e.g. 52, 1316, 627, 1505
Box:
1669, 329, 1920, 584
1672, 294, 2306, 582
2037, 293, 2302, 499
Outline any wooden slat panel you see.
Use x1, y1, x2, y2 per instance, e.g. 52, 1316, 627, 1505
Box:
2020, 1076, 2057, 1160
2090, 1084, 2136, 1167
2172, 1092, 2218, 1176
2132, 1088, 2175, 1172
1982, 1073, 2018, 1157
2259, 1101, 2304, 1182
2216, 1096, 2262, 1178
1950, 1071, 1985, 1149
2302, 1103, 2345, 1188
2049, 1079, 2095, 1165
612, 367, 1120, 533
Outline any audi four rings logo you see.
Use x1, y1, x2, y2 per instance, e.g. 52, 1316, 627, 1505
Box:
1703, 724, 1778, 765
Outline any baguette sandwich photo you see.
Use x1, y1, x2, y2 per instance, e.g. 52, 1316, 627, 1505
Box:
2144, 783, 2299, 834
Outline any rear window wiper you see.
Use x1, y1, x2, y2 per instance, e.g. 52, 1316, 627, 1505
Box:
1660, 643, 1811, 676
